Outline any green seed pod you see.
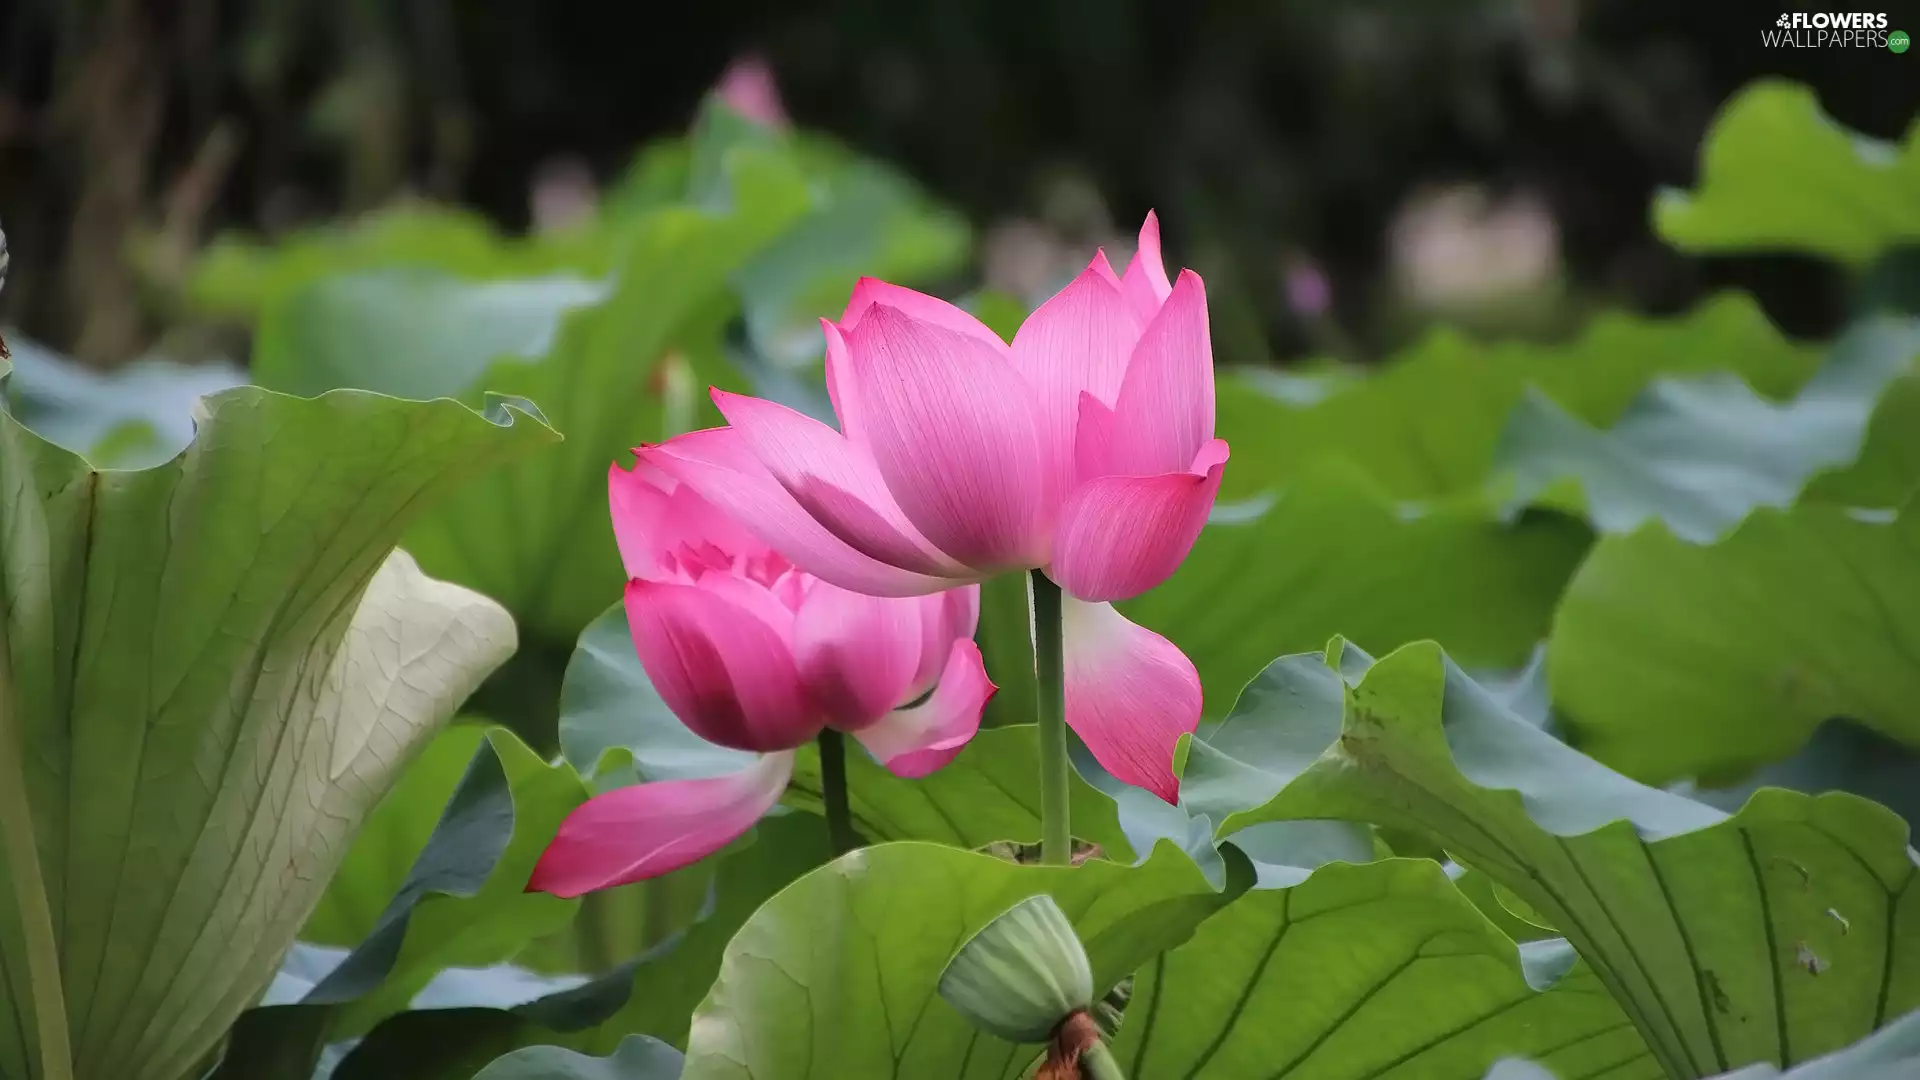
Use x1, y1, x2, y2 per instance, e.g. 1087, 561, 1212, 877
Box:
938, 894, 1093, 1043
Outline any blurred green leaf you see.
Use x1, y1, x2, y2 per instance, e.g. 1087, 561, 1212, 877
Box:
253, 271, 608, 401
1550, 491, 1920, 785
472, 1038, 685, 1080
1216, 295, 1815, 503
0, 385, 547, 1080
1123, 463, 1589, 715
1491, 317, 1920, 541
1656, 80, 1920, 267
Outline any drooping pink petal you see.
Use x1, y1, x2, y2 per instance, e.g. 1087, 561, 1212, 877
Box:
609, 461, 765, 581
527, 752, 795, 896
907, 585, 983, 698
1061, 595, 1200, 803
792, 582, 924, 729
1119, 211, 1174, 320
841, 304, 1050, 571
712, 389, 964, 578
624, 579, 818, 753
1104, 270, 1216, 477
642, 429, 950, 598
1011, 253, 1146, 505
840, 278, 1011, 354
851, 640, 995, 778
1050, 439, 1229, 602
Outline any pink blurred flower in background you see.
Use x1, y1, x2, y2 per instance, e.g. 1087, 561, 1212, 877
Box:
714, 54, 789, 130
527, 462, 991, 898
643, 213, 1225, 803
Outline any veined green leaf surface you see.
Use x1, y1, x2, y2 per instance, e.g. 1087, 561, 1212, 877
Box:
0, 383, 552, 1080
1181, 641, 1920, 1079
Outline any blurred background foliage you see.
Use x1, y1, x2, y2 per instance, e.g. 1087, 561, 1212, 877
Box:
4, 0, 1919, 371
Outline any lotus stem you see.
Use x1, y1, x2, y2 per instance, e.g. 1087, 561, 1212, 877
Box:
817, 728, 859, 856
1029, 569, 1072, 865
1079, 1041, 1129, 1080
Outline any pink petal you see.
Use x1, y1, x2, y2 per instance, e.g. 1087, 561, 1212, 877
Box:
608, 461, 765, 580
841, 305, 1050, 571
852, 640, 995, 778
1061, 595, 1200, 803
1119, 211, 1174, 320
822, 318, 868, 445
1104, 270, 1216, 477
908, 585, 982, 698
625, 579, 818, 753
1011, 253, 1146, 506
642, 429, 951, 598
527, 752, 795, 896
792, 582, 924, 729
840, 278, 1012, 354
712, 389, 964, 577
1050, 439, 1229, 602
1072, 392, 1119, 486
714, 55, 789, 130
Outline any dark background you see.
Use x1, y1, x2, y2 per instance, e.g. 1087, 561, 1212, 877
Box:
2, 0, 1915, 367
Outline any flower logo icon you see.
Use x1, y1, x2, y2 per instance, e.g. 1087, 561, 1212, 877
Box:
1777, 13, 1791, 26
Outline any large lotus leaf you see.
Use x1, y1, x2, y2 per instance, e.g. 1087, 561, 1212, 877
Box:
1215, 294, 1814, 503
1490, 317, 1920, 541
1122, 463, 1590, 714
0, 384, 552, 1080
1180, 640, 1920, 1079
1108, 858, 1652, 1079
557, 604, 1131, 855
1494, 1007, 1920, 1079
250, 151, 807, 655
678, 841, 1247, 1080
1548, 492, 1920, 785
1655, 79, 1920, 266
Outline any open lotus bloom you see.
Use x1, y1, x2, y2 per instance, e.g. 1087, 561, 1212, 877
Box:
643, 213, 1224, 802
526, 462, 993, 898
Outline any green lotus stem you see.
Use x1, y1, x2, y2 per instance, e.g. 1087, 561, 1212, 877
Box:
1080, 1040, 1129, 1080
817, 728, 859, 856
0, 652, 74, 1080
1029, 569, 1071, 865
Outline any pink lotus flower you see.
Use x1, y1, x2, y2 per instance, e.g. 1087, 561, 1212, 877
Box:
643, 213, 1224, 802
526, 462, 992, 898
713, 54, 789, 130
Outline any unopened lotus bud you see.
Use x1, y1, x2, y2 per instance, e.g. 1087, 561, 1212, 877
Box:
938, 894, 1093, 1043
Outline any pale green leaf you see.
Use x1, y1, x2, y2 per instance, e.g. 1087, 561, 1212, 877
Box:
0, 385, 552, 1080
